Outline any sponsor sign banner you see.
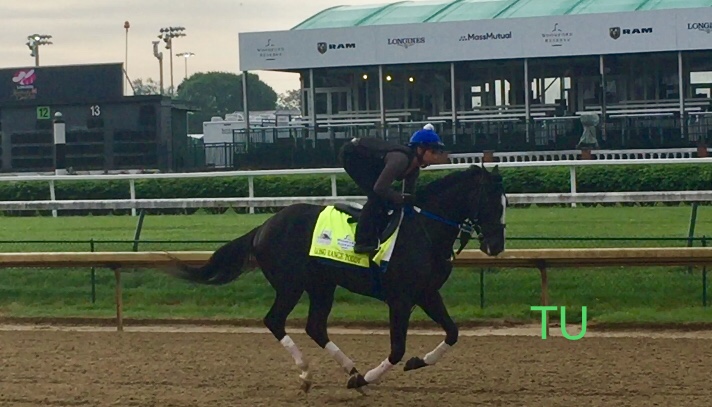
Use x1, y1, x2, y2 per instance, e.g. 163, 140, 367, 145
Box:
675, 7, 712, 51
595, 9, 676, 55
239, 27, 377, 70
517, 9, 677, 58
238, 7, 712, 71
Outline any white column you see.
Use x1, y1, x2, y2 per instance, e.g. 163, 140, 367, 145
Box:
450, 62, 457, 144
242, 71, 250, 143
379, 65, 386, 139
309, 68, 317, 144
524, 59, 530, 143
678, 51, 686, 140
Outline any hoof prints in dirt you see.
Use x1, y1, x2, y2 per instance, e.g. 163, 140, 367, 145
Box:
0, 330, 711, 407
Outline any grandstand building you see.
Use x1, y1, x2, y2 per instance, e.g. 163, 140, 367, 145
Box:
238, 0, 712, 154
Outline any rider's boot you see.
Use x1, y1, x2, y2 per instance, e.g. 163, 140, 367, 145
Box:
353, 197, 381, 254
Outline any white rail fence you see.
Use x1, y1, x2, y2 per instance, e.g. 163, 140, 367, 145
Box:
4, 191, 710, 212
5, 147, 705, 176
448, 147, 709, 163
0, 158, 709, 216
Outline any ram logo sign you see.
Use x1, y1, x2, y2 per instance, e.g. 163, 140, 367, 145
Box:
316, 42, 356, 54
610, 27, 653, 40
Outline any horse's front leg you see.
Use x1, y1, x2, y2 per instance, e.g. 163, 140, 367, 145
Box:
304, 285, 367, 394
404, 289, 458, 371
347, 297, 412, 389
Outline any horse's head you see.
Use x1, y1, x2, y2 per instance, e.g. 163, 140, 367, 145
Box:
467, 164, 507, 256
419, 164, 507, 256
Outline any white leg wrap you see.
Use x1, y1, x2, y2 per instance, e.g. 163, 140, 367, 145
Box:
280, 335, 307, 370
325, 341, 355, 373
423, 341, 451, 365
364, 358, 394, 384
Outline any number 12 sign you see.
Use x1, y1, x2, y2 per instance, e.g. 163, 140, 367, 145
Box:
36, 106, 51, 120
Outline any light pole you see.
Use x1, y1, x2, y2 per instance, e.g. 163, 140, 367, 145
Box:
152, 41, 164, 94
26, 34, 52, 66
124, 21, 130, 95
158, 26, 186, 93
176, 52, 195, 80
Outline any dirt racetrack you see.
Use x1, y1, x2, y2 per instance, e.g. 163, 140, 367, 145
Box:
1, 325, 711, 407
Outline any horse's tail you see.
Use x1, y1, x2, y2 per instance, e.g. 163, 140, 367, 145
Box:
164, 226, 260, 286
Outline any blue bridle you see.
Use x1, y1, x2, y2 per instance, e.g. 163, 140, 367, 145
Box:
410, 206, 478, 236
404, 205, 481, 257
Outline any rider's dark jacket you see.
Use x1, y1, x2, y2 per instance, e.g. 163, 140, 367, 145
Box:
342, 137, 419, 205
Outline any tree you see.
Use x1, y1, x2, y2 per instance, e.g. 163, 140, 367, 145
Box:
176, 71, 278, 133
276, 89, 301, 111
131, 78, 158, 95
130, 78, 176, 97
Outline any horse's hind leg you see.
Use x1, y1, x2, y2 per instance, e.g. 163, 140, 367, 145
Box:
305, 284, 361, 378
404, 289, 458, 372
263, 286, 312, 392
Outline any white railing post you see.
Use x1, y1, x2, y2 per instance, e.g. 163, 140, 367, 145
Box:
53, 113, 67, 176
330, 174, 337, 197
49, 180, 57, 218
248, 176, 255, 214
569, 166, 577, 208
129, 179, 136, 217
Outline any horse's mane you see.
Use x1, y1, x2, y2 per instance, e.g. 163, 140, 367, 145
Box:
419, 165, 483, 199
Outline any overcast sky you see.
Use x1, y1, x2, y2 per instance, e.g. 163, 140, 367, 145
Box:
1, 0, 388, 95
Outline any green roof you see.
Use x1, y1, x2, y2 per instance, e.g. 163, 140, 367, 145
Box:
292, 0, 712, 30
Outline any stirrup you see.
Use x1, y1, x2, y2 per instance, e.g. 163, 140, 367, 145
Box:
354, 238, 380, 254
354, 243, 377, 252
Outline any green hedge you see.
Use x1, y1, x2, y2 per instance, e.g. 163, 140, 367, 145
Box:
1, 164, 709, 216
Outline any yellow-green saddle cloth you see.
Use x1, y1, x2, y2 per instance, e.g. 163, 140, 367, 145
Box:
308, 204, 401, 269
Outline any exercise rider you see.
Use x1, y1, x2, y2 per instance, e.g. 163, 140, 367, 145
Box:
338, 124, 447, 254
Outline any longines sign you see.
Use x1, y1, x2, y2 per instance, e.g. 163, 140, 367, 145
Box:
687, 22, 712, 33
387, 37, 425, 48
238, 6, 712, 71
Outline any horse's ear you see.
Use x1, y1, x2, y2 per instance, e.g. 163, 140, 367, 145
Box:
492, 165, 499, 175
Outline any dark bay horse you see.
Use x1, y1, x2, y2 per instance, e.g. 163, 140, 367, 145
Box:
166, 164, 507, 392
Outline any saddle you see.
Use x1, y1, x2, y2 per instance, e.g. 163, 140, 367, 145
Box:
334, 202, 403, 243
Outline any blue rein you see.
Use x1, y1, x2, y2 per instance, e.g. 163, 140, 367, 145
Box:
405, 205, 480, 257
409, 206, 477, 237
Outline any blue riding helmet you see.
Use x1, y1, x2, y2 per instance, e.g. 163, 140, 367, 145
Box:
407, 128, 445, 150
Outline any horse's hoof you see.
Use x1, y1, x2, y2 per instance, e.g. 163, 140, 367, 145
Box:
347, 369, 368, 395
404, 356, 428, 371
300, 380, 312, 393
347, 373, 368, 389
299, 371, 312, 393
